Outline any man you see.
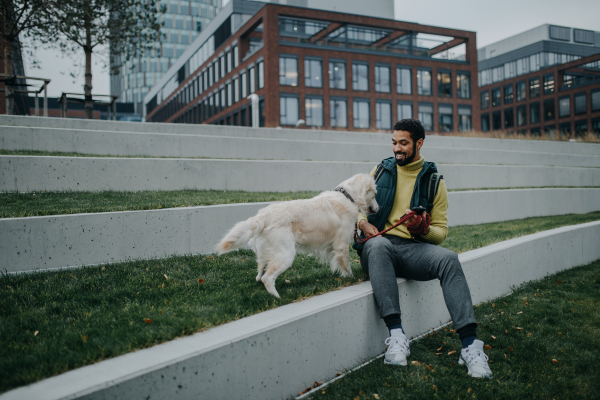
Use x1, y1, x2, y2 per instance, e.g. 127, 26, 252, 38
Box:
353, 118, 492, 379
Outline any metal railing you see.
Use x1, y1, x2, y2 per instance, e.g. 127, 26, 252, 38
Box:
58, 93, 118, 120
0, 74, 50, 116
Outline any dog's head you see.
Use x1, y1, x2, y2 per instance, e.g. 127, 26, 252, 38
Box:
339, 174, 379, 216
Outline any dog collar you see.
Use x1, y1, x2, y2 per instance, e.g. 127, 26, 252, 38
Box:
334, 186, 355, 203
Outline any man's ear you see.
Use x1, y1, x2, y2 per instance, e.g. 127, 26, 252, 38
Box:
416, 138, 424, 151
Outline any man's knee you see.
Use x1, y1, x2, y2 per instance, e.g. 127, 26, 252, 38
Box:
364, 237, 392, 255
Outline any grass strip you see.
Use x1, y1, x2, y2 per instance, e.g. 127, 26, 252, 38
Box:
0, 212, 599, 393
2, 188, 599, 218
0, 149, 275, 160
306, 259, 600, 400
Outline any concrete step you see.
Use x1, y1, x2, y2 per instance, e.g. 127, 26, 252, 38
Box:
2, 125, 600, 167
2, 188, 599, 275
1, 115, 599, 156
2, 156, 599, 193
2, 221, 599, 400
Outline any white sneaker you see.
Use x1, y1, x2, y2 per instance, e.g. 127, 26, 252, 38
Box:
384, 330, 410, 366
458, 339, 493, 378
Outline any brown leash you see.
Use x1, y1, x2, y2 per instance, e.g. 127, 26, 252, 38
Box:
353, 210, 418, 245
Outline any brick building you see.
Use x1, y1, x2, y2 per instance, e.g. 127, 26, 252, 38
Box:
145, 0, 479, 133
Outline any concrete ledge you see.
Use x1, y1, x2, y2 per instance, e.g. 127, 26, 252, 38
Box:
2, 156, 600, 193
2, 221, 599, 400
2, 115, 599, 156
2, 188, 599, 275
2, 126, 600, 167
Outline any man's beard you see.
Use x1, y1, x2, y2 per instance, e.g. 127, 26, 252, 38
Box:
395, 141, 418, 166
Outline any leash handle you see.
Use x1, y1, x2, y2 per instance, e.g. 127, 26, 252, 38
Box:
354, 210, 417, 245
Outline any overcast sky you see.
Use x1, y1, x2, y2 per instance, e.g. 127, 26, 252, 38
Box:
24, 0, 600, 97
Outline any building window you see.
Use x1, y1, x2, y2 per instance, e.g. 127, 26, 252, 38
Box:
559, 122, 571, 138
558, 96, 570, 118
438, 104, 453, 132
456, 72, 470, 99
220, 87, 226, 109
504, 84, 513, 104
516, 105, 526, 126
241, 72, 247, 99
491, 88, 501, 107
280, 95, 299, 125
226, 82, 232, 107
329, 61, 346, 90
233, 45, 239, 68
592, 118, 600, 136
437, 70, 452, 98
574, 92, 586, 115
279, 56, 298, 86
543, 74, 554, 95
220, 54, 225, 78
233, 77, 239, 103
257, 60, 265, 89
226, 51, 232, 74
353, 99, 370, 128
417, 69, 432, 96
375, 65, 391, 93
458, 106, 472, 132
249, 66, 256, 94
504, 108, 514, 129
492, 111, 502, 130
575, 120, 587, 137
544, 125, 556, 139
592, 89, 600, 112
240, 106, 247, 126
396, 66, 411, 94
529, 77, 540, 98
305, 97, 323, 127
376, 101, 392, 130
305, 58, 323, 88
530, 102, 541, 124
352, 63, 369, 91
544, 99, 555, 121
516, 81, 526, 102
330, 98, 347, 128
397, 101, 412, 120
418, 103, 433, 131
481, 91, 490, 109
481, 114, 490, 132
530, 127, 541, 136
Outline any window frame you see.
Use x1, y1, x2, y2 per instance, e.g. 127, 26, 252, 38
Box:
396, 65, 412, 95
438, 103, 453, 132
352, 62, 370, 92
375, 100, 392, 130
279, 93, 300, 126
516, 81, 526, 102
558, 95, 571, 118
529, 77, 540, 99
374, 63, 391, 93
417, 68, 433, 96
305, 95, 324, 127
353, 98, 371, 129
279, 55, 299, 87
437, 69, 452, 98
328, 59, 347, 90
397, 100, 413, 121
456, 71, 471, 99
305, 56, 323, 88
503, 84, 514, 104
574, 92, 587, 115
329, 96, 348, 128
418, 102, 434, 131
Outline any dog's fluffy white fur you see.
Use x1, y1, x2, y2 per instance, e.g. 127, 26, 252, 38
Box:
215, 174, 378, 297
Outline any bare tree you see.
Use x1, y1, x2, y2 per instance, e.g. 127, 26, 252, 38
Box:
0, 0, 51, 114
45, 0, 163, 118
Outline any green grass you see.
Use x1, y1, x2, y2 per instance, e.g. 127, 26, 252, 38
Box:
2, 189, 600, 219
306, 259, 600, 400
1, 212, 599, 393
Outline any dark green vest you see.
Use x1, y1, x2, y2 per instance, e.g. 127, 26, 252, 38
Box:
352, 157, 439, 254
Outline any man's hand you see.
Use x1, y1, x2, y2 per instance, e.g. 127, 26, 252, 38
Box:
359, 220, 379, 238
406, 209, 431, 236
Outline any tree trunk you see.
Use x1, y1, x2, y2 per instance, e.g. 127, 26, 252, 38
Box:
3, 36, 15, 115
83, 3, 93, 119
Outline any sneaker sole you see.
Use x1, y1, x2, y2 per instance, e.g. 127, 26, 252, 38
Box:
459, 357, 493, 379
384, 359, 408, 366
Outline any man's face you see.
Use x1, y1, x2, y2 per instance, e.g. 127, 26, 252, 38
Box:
392, 130, 423, 166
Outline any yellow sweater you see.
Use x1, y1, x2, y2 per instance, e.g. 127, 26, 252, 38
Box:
358, 156, 448, 245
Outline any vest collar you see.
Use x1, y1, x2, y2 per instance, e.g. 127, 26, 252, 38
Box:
398, 155, 425, 173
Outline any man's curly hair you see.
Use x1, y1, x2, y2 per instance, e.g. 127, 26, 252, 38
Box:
393, 118, 425, 143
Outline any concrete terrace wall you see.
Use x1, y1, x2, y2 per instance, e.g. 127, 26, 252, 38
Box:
1, 115, 600, 156
2, 156, 600, 193
3, 126, 600, 167
2, 188, 600, 274
2, 221, 599, 400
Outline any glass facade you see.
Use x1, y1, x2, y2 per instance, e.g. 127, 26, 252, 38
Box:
280, 95, 299, 125
375, 65, 391, 93
352, 63, 369, 91
481, 91, 489, 109
418, 103, 433, 131
279, 56, 298, 86
574, 92, 587, 115
305, 58, 323, 88
353, 99, 370, 128
417, 69, 432, 96
558, 96, 570, 118
438, 104, 453, 132
397, 102, 412, 120
396, 67, 411, 94
376, 101, 392, 129
516, 81, 526, 102
530, 102, 541, 124
305, 97, 324, 126
437, 71, 451, 97
330, 98, 347, 128
458, 106, 472, 132
329, 61, 346, 89
456, 72, 470, 99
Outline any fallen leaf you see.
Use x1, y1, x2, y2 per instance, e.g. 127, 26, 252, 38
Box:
527, 333, 532, 337
468, 388, 472, 393
336, 373, 342, 377
145, 318, 153, 324
552, 359, 559, 363
517, 311, 523, 314
285, 280, 291, 283
425, 334, 430, 338
314, 382, 320, 388
198, 279, 204, 284
492, 335, 497, 340
448, 350, 457, 355
426, 364, 435, 372
432, 385, 438, 390
492, 303, 495, 307
354, 397, 360, 400
411, 361, 423, 366
509, 347, 514, 352
437, 346, 443, 351
556, 281, 562, 284
359, 390, 365, 396
159, 310, 163, 314
504, 354, 507, 358
450, 329, 456, 333
162, 283, 164, 288
515, 327, 523, 330
484, 345, 492, 350
82, 336, 87, 342
524, 301, 528, 306
71, 273, 75, 278
558, 332, 562, 335
164, 274, 168, 280
355, 260, 360, 262
374, 394, 380, 399
522, 297, 527, 300
101, 266, 105, 271
34, 330, 39, 336
434, 352, 442, 355
505, 330, 508, 333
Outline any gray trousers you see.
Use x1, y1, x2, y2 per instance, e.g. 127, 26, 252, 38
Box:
360, 235, 476, 330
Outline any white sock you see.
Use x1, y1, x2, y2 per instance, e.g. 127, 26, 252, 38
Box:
390, 328, 405, 338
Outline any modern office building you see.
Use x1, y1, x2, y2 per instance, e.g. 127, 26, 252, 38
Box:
145, 0, 479, 133
110, 0, 223, 114
478, 25, 600, 137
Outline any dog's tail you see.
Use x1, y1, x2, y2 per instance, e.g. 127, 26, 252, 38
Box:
215, 216, 265, 255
